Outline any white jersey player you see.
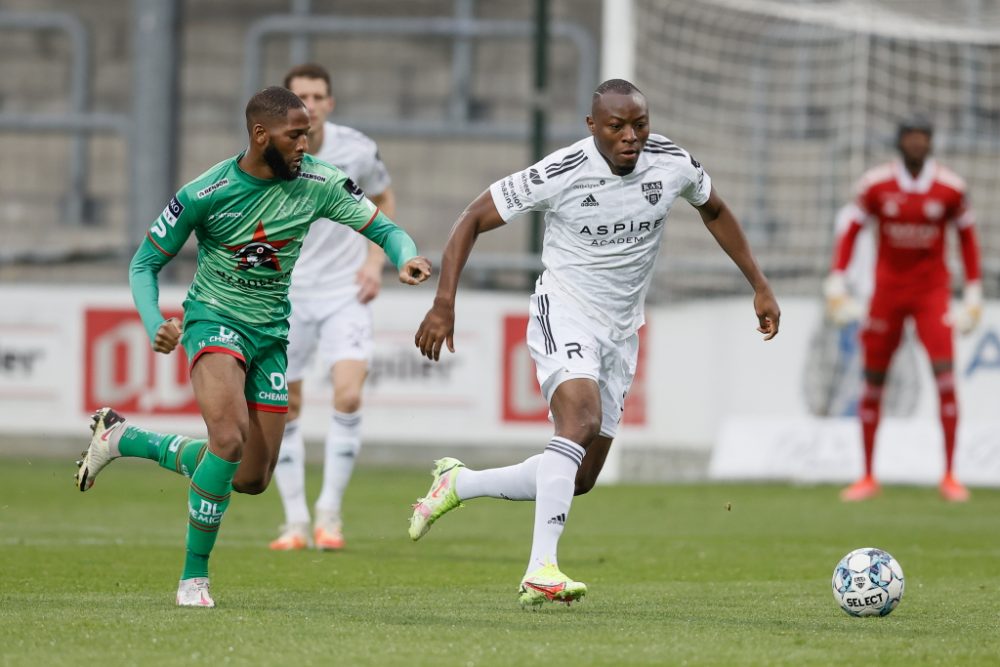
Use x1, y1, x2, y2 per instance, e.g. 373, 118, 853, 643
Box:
269, 64, 396, 552
407, 79, 780, 607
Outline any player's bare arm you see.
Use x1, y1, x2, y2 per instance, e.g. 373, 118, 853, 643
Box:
695, 187, 781, 340
415, 190, 507, 361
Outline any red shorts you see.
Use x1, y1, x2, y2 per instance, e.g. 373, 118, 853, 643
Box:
861, 285, 953, 372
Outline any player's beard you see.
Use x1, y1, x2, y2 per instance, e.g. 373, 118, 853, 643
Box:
263, 143, 299, 181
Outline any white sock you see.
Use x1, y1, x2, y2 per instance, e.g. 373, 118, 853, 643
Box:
526, 437, 585, 575
315, 411, 361, 521
272, 420, 310, 525
455, 454, 541, 501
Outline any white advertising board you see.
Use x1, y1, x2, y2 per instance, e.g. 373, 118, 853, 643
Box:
3, 285, 997, 488
708, 300, 1000, 486
0, 285, 652, 447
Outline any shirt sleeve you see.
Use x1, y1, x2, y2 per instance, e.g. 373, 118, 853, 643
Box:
488, 159, 561, 222
355, 211, 418, 269
318, 176, 417, 269
952, 190, 981, 282
678, 153, 712, 206
853, 178, 875, 217
128, 188, 200, 344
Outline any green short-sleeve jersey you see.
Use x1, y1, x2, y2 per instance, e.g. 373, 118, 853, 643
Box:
129, 153, 418, 343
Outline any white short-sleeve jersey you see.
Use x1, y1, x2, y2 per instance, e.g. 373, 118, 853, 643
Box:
290, 121, 392, 299
489, 133, 712, 338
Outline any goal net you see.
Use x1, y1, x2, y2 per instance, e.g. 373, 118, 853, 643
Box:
633, 0, 1000, 300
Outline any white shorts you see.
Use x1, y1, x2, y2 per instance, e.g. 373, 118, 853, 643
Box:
285, 291, 374, 383
526, 292, 639, 438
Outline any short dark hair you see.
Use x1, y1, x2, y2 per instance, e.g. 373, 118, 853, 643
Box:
284, 63, 332, 95
897, 112, 934, 140
593, 78, 643, 101
245, 86, 306, 131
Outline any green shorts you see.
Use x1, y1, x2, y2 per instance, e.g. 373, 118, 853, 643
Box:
181, 299, 289, 413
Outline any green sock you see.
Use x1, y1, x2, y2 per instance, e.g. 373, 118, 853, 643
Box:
115, 425, 164, 460
182, 450, 239, 580
116, 426, 207, 478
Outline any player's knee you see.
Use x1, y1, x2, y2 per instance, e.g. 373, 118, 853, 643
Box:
576, 414, 603, 445
574, 474, 597, 496
208, 429, 246, 462
554, 411, 601, 445
233, 470, 271, 495
333, 390, 362, 414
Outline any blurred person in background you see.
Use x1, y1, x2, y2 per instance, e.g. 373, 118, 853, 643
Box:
267, 63, 396, 553
408, 79, 780, 607
75, 86, 430, 608
824, 113, 983, 503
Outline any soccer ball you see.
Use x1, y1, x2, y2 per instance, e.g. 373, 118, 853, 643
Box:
831, 547, 904, 617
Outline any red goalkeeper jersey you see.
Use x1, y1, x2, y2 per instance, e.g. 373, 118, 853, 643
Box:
832, 159, 981, 293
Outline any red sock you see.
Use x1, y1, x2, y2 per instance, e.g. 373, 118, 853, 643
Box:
937, 371, 958, 476
858, 381, 883, 478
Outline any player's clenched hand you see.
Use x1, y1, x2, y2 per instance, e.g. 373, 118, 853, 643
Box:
754, 288, 781, 340
399, 257, 432, 286
153, 317, 182, 354
415, 300, 455, 361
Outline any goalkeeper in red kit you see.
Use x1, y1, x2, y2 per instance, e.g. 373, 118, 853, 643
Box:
824, 114, 983, 502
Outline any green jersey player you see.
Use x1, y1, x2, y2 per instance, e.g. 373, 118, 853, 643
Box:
74, 86, 431, 608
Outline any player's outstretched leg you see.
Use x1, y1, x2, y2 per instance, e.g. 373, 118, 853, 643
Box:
75, 407, 127, 491
518, 562, 587, 609
408, 457, 465, 541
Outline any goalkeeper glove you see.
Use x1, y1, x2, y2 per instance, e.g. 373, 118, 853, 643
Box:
952, 281, 983, 335
822, 272, 863, 327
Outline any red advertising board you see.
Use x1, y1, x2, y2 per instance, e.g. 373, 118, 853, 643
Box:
501, 315, 647, 425
83, 308, 198, 415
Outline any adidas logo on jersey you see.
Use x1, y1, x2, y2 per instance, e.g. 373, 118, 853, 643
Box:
580, 194, 599, 207
547, 513, 567, 526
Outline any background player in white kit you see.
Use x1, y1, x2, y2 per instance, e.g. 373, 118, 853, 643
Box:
269, 64, 396, 551
408, 79, 780, 606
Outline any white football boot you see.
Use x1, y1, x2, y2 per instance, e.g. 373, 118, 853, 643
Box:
75, 407, 127, 492
176, 577, 215, 608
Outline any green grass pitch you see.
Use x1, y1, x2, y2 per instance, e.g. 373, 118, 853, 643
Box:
1, 456, 999, 666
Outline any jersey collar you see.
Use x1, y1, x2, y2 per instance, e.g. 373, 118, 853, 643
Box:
584, 136, 648, 179
233, 150, 293, 186
894, 158, 936, 194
